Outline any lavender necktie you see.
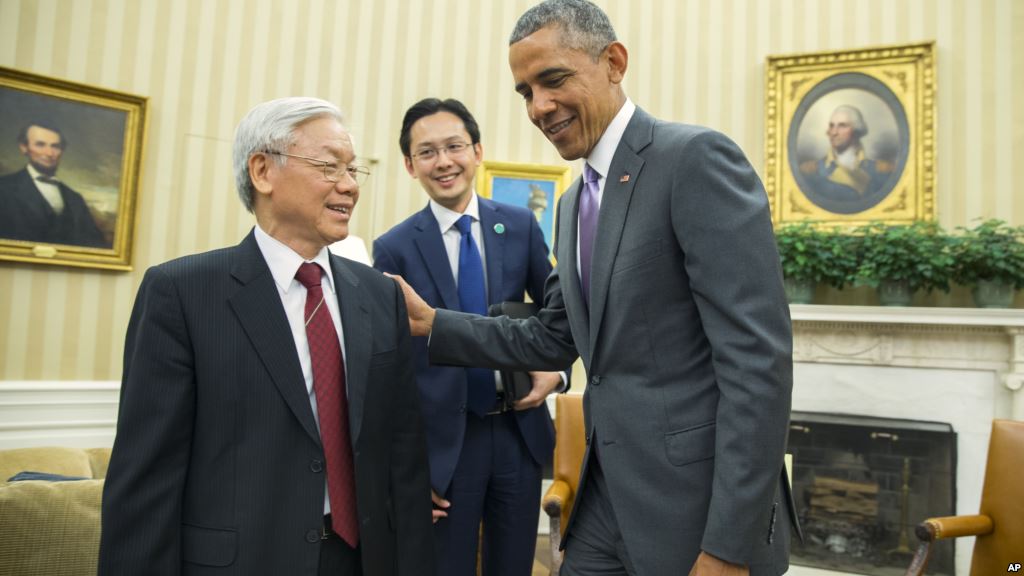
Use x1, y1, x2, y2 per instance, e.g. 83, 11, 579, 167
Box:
579, 163, 600, 307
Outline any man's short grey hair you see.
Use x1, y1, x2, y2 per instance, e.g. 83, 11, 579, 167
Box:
509, 0, 617, 60
832, 105, 868, 138
232, 97, 345, 213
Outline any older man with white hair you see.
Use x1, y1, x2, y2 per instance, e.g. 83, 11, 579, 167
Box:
100, 97, 435, 576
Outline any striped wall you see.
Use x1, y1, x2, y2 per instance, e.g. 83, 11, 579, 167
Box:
1, 0, 1021, 381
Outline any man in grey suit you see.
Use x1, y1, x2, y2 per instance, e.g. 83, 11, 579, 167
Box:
100, 97, 435, 575
392, 1, 797, 575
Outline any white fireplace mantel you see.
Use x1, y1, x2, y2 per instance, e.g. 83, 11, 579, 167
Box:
791, 304, 1024, 419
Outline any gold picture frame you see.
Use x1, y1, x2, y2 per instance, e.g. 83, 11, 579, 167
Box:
477, 161, 572, 258
0, 67, 147, 270
765, 42, 935, 227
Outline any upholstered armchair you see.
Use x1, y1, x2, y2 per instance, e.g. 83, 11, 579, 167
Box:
541, 394, 586, 576
0, 446, 111, 576
905, 419, 1024, 576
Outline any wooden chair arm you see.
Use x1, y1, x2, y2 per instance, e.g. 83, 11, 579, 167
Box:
917, 514, 993, 541
905, 515, 993, 576
543, 479, 572, 517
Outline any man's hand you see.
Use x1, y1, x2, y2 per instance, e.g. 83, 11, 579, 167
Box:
431, 490, 450, 524
384, 273, 435, 337
513, 371, 563, 410
688, 551, 749, 576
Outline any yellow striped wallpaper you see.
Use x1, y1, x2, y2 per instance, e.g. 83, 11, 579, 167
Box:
1, 0, 1022, 381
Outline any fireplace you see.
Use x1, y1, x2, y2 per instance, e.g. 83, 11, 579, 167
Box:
787, 412, 956, 575
786, 304, 1024, 576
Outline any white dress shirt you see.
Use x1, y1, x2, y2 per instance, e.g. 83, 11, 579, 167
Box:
254, 224, 347, 514
578, 98, 636, 281
27, 164, 65, 214
430, 193, 489, 298
430, 195, 567, 393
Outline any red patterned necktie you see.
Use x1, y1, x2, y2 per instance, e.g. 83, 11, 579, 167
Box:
295, 262, 359, 547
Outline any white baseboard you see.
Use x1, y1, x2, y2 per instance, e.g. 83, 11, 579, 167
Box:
0, 381, 120, 450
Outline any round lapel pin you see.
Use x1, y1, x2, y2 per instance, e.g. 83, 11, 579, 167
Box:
493, 223, 505, 234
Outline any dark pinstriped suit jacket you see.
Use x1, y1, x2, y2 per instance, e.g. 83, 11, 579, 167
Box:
99, 231, 435, 576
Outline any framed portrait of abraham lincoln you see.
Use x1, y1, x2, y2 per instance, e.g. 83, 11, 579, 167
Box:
0, 67, 147, 270
765, 42, 936, 227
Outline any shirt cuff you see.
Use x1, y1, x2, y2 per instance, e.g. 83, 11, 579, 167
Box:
556, 371, 569, 393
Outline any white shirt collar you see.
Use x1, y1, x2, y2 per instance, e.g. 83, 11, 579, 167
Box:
429, 193, 481, 233
583, 98, 636, 179
26, 164, 53, 181
253, 224, 336, 295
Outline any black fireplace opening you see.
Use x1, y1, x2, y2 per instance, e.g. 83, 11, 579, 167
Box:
787, 412, 957, 575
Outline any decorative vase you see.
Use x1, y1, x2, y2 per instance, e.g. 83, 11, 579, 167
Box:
972, 279, 1014, 308
784, 277, 815, 304
878, 280, 913, 307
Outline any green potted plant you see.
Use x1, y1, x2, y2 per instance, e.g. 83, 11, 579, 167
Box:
775, 222, 857, 304
855, 221, 953, 306
951, 219, 1024, 308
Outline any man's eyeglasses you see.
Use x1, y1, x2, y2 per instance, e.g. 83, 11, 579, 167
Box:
410, 141, 473, 163
264, 151, 370, 185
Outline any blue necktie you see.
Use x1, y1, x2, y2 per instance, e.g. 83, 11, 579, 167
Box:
455, 215, 495, 417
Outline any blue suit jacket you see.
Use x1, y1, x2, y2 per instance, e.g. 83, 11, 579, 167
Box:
373, 196, 558, 494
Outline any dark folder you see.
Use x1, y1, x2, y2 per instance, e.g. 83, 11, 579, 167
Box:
487, 301, 540, 410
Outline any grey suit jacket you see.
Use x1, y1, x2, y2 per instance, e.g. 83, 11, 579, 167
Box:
429, 108, 795, 575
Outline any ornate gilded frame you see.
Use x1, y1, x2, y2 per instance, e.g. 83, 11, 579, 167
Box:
477, 161, 572, 258
765, 42, 935, 227
0, 67, 147, 270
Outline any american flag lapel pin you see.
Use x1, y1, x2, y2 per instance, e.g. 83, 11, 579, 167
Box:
620, 174, 630, 183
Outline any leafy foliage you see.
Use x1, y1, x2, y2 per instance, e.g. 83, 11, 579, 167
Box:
950, 219, 1024, 289
854, 221, 954, 292
775, 219, 1024, 303
774, 222, 858, 289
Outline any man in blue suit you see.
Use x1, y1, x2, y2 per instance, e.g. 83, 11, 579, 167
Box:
373, 98, 568, 576
392, 2, 797, 575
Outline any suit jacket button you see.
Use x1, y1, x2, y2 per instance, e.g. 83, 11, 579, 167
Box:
362, 517, 371, 526
310, 459, 323, 473
305, 529, 319, 543
590, 376, 601, 386
459, 404, 466, 414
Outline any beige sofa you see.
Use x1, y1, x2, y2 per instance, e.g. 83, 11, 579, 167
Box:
0, 446, 111, 576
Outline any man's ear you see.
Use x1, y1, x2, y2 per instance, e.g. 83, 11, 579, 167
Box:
404, 156, 417, 177
605, 41, 628, 85
249, 153, 274, 196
